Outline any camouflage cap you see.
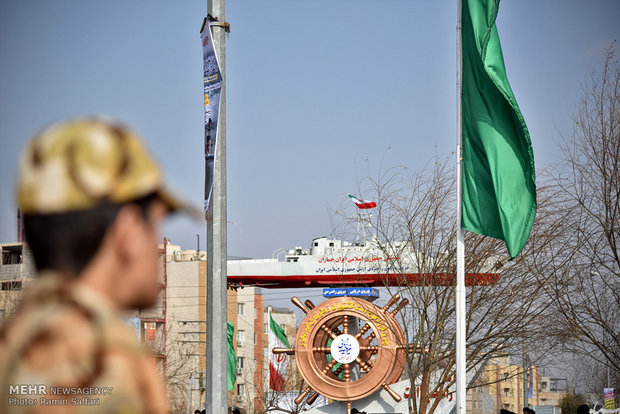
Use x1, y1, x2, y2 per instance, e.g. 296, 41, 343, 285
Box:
17, 117, 194, 215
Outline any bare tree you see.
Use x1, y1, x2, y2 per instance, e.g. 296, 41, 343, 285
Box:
246, 357, 313, 414
161, 322, 201, 414
543, 44, 620, 377
335, 156, 558, 414
0, 288, 20, 321
568, 355, 620, 407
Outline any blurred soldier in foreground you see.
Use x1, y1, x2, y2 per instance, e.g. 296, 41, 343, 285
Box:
0, 118, 192, 413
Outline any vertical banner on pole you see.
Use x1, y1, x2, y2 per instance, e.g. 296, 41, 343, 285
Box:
605, 388, 615, 410
227, 321, 237, 391
201, 19, 223, 211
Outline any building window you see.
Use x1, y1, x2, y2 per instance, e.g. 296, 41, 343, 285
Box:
237, 330, 245, 345
264, 323, 268, 333
314, 242, 318, 247
1, 246, 22, 265
504, 388, 510, 397
473, 401, 477, 409
329, 242, 334, 247
237, 303, 245, 315
1, 281, 22, 291
237, 357, 244, 369
504, 404, 510, 410
237, 383, 244, 397
254, 333, 257, 345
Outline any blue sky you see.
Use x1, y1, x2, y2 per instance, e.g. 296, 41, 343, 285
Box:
1, 0, 619, 260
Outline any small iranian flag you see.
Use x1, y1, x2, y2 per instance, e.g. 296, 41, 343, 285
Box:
268, 311, 289, 391
348, 194, 377, 209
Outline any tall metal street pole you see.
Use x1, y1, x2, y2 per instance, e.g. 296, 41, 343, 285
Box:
206, 0, 228, 412
455, 0, 467, 412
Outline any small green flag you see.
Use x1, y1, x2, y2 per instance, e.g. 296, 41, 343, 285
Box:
227, 321, 236, 391
461, 0, 536, 258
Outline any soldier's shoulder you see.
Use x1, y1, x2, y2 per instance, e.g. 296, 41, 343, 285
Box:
0, 300, 167, 413
0, 303, 93, 372
0, 298, 144, 384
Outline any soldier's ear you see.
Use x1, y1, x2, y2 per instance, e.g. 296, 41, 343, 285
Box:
110, 204, 144, 264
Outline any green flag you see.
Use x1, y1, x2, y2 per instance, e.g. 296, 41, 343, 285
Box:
227, 321, 236, 391
461, 0, 536, 258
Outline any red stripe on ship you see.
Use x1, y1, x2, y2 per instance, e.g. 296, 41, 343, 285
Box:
228, 273, 500, 288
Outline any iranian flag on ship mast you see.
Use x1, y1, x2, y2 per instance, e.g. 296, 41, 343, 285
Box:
268, 310, 290, 391
348, 194, 377, 209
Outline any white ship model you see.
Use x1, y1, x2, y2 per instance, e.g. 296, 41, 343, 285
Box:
227, 208, 499, 288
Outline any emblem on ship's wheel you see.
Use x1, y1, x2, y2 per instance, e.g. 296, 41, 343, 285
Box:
273, 294, 410, 414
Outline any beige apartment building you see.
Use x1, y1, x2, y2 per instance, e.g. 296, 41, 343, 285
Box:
467, 355, 561, 414
0, 242, 35, 319
163, 241, 298, 414
0, 240, 298, 414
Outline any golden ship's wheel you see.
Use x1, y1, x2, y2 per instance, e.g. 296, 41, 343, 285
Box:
273, 294, 410, 413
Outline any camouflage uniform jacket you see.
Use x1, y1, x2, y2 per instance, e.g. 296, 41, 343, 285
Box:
0, 272, 168, 413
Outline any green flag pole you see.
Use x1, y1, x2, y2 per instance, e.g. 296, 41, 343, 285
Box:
455, 0, 467, 412
457, 0, 537, 410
